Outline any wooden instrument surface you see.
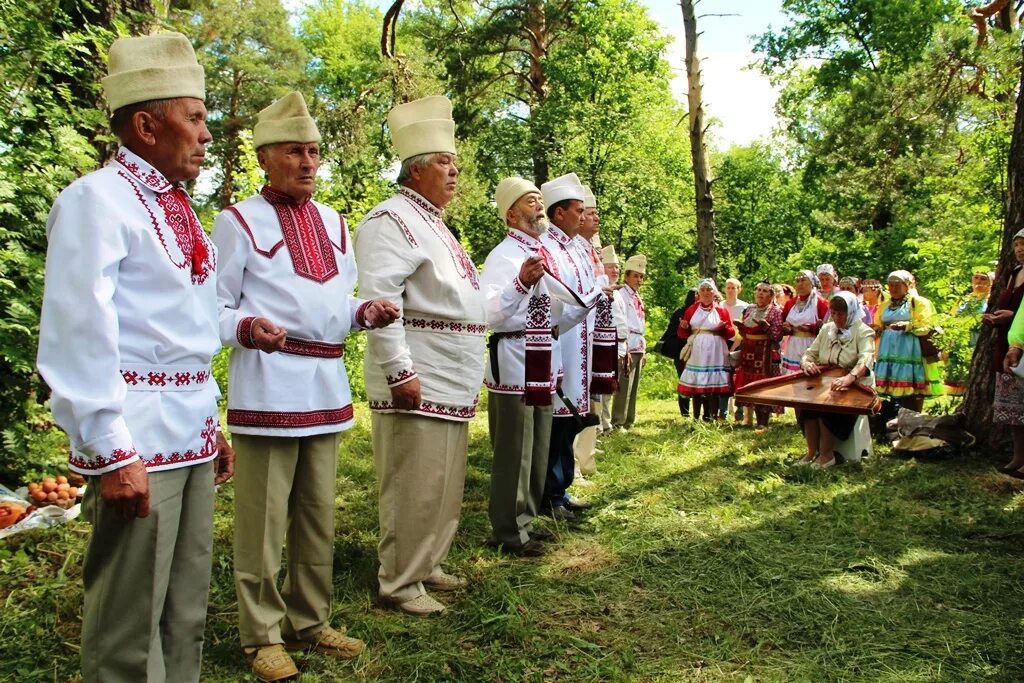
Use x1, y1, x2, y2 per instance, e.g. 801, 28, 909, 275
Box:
734, 367, 880, 415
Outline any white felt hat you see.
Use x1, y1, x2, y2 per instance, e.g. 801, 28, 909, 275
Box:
601, 245, 619, 265
624, 254, 647, 274
540, 172, 585, 207
388, 96, 456, 161
582, 186, 597, 209
253, 91, 321, 148
495, 177, 541, 220
102, 32, 205, 112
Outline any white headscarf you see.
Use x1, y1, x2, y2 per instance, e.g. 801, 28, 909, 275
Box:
830, 291, 862, 341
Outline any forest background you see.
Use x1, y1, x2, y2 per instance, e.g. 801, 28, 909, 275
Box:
0, 0, 1018, 478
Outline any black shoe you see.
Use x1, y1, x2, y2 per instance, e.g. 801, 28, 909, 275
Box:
564, 498, 591, 513
542, 505, 578, 522
528, 527, 556, 542
493, 539, 545, 557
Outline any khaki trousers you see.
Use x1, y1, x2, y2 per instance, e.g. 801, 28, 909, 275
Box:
487, 392, 552, 546
599, 394, 613, 431
612, 352, 644, 428
372, 412, 468, 602
81, 461, 214, 683
573, 400, 602, 476
232, 432, 340, 648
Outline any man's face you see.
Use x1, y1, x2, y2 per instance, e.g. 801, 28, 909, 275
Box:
509, 192, 546, 237
726, 281, 740, 299
149, 98, 212, 184
604, 263, 620, 281
625, 270, 644, 290
553, 200, 584, 235
414, 153, 459, 208
579, 207, 600, 239
258, 142, 320, 202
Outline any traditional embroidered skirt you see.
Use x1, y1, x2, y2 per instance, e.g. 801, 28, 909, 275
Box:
875, 329, 933, 397
993, 371, 1024, 425
677, 334, 732, 395
780, 334, 814, 375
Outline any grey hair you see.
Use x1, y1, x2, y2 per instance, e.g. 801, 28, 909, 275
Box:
397, 152, 441, 185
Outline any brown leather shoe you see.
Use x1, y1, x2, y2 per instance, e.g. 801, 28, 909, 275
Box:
284, 625, 365, 658
244, 644, 299, 682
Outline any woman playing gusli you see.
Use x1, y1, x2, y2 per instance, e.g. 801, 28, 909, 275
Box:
798, 292, 876, 468
780, 270, 829, 375
733, 281, 784, 428
677, 279, 735, 421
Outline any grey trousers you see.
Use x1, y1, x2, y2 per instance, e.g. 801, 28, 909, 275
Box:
487, 392, 552, 546
612, 352, 644, 427
372, 412, 468, 602
81, 461, 215, 683
232, 432, 340, 648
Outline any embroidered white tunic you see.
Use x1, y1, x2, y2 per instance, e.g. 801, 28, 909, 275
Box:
617, 285, 647, 353
37, 147, 221, 475
354, 188, 486, 421
213, 186, 368, 437
540, 226, 601, 416
611, 291, 629, 358
481, 230, 585, 394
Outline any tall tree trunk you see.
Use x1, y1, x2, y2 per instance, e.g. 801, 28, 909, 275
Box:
962, 43, 1024, 449
680, 0, 717, 280
527, 0, 550, 184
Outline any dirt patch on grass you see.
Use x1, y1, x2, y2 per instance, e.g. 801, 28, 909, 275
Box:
545, 539, 617, 576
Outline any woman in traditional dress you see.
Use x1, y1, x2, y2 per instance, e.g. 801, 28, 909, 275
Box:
944, 269, 993, 395
733, 281, 784, 428
780, 270, 829, 375
816, 263, 839, 301
677, 279, 735, 421
797, 292, 875, 468
860, 279, 886, 326
873, 270, 940, 412
838, 276, 860, 296
985, 229, 1024, 475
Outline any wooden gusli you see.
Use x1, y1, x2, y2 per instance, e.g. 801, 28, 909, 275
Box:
734, 367, 881, 415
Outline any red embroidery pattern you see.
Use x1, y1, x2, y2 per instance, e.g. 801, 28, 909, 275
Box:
508, 230, 561, 279
69, 447, 139, 472
227, 206, 285, 258
355, 301, 371, 329
513, 277, 529, 295
262, 186, 338, 284
399, 189, 479, 289
404, 317, 487, 335
115, 149, 171, 191
368, 399, 477, 421
544, 227, 583, 294
386, 368, 418, 387
281, 337, 345, 358
237, 317, 257, 348
121, 369, 211, 387
369, 209, 419, 247
227, 405, 354, 428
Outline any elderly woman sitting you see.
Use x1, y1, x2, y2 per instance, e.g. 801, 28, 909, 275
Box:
797, 292, 876, 468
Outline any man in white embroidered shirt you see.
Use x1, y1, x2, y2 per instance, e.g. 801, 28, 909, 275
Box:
212, 92, 399, 681
354, 96, 486, 617
36, 33, 233, 683
612, 254, 648, 430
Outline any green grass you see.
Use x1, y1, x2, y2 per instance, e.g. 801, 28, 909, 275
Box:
3, 398, 1024, 682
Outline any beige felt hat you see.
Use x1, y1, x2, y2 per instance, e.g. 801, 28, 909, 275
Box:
601, 245, 619, 265
540, 173, 585, 207
253, 91, 321, 148
102, 32, 205, 112
495, 177, 540, 220
591, 233, 603, 249
582, 186, 597, 209
388, 96, 456, 161
624, 254, 647, 274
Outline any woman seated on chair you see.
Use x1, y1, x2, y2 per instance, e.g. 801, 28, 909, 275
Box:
797, 292, 876, 468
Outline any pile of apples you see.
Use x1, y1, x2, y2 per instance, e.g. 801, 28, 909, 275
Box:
27, 476, 80, 509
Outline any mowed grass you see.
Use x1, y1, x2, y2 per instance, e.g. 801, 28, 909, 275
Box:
3, 398, 1024, 682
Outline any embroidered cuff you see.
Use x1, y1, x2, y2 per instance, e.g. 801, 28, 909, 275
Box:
237, 316, 257, 349
355, 300, 371, 330
386, 368, 418, 388
69, 423, 139, 475
513, 276, 529, 296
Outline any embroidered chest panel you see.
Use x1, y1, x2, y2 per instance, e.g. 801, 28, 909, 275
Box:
399, 189, 479, 289
261, 187, 340, 284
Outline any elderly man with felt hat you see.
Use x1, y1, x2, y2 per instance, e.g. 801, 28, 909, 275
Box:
612, 254, 648, 430
36, 32, 234, 682
212, 91, 399, 680
353, 96, 486, 616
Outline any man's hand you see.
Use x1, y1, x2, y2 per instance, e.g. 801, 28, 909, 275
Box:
214, 432, 235, 485
100, 459, 150, 520
518, 256, 544, 288
390, 377, 422, 410
363, 299, 401, 329
1005, 348, 1023, 373
251, 317, 287, 353
801, 360, 821, 376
